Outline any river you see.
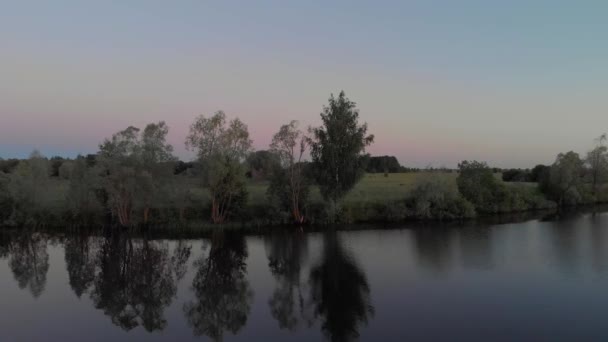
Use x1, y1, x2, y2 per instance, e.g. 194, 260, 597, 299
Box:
1, 211, 607, 341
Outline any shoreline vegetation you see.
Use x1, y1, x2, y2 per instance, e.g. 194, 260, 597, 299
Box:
1, 92, 608, 231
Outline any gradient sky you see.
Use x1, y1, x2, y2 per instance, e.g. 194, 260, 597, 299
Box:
1, 0, 608, 168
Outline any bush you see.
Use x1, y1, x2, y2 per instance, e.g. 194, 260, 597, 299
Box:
498, 184, 556, 212
539, 151, 587, 207
457, 160, 505, 213
407, 176, 476, 220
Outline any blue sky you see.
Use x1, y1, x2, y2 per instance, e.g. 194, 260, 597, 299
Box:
1, 0, 607, 167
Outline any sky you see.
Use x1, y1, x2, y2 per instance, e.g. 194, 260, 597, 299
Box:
1, 0, 607, 168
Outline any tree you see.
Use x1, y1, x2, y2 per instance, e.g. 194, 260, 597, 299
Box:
49, 156, 66, 177
309, 91, 374, 210
186, 111, 252, 224
139, 122, 177, 222
98, 122, 175, 226
364, 156, 402, 173
456, 160, 505, 213
66, 157, 102, 220
269, 121, 310, 223
502, 168, 532, 182
58, 160, 74, 180
8, 150, 50, 222
246, 150, 280, 181
530, 164, 549, 182
541, 151, 586, 206
586, 134, 608, 197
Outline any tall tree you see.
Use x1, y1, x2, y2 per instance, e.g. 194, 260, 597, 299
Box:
186, 111, 252, 224
269, 121, 310, 223
98, 122, 175, 226
309, 91, 374, 210
140, 122, 177, 222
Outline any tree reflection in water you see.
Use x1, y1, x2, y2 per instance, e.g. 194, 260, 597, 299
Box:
171, 239, 192, 282
183, 232, 253, 342
64, 234, 99, 298
92, 234, 179, 331
8, 232, 49, 298
264, 231, 308, 331
0, 230, 11, 259
307, 232, 374, 342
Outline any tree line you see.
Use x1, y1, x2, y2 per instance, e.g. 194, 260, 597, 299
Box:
1, 92, 608, 228
0, 91, 374, 227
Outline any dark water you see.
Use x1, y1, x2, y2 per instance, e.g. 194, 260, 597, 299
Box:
2, 212, 608, 341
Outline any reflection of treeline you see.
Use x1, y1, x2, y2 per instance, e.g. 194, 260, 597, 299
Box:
1, 93, 608, 227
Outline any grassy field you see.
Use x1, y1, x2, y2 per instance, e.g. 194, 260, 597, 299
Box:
45, 171, 537, 212
246, 172, 459, 204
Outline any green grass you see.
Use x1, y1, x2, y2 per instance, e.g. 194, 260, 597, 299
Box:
246, 172, 459, 204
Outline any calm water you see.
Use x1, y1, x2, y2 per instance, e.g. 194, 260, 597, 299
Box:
2, 212, 608, 341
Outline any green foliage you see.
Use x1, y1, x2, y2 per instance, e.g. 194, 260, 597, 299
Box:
58, 160, 74, 180
66, 157, 103, 220
0, 158, 20, 174
98, 122, 176, 226
502, 168, 532, 182
364, 155, 402, 173
309, 91, 374, 205
408, 176, 476, 220
246, 150, 280, 181
186, 111, 252, 223
7, 151, 52, 223
267, 166, 310, 222
457, 160, 505, 213
530, 164, 550, 182
540, 151, 587, 206
268, 120, 310, 223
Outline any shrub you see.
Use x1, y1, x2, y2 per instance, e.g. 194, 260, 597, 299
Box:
407, 176, 476, 220
457, 160, 504, 213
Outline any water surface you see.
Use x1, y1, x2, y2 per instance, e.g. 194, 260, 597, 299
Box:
1, 211, 608, 341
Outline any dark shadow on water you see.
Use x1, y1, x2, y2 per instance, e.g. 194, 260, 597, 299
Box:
8, 232, 49, 298
183, 231, 253, 341
64, 233, 98, 298
307, 231, 374, 342
91, 233, 179, 332
264, 230, 308, 331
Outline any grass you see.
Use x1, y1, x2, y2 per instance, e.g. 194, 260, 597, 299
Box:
246, 172, 459, 204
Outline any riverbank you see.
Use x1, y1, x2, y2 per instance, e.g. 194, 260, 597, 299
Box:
4, 172, 608, 231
